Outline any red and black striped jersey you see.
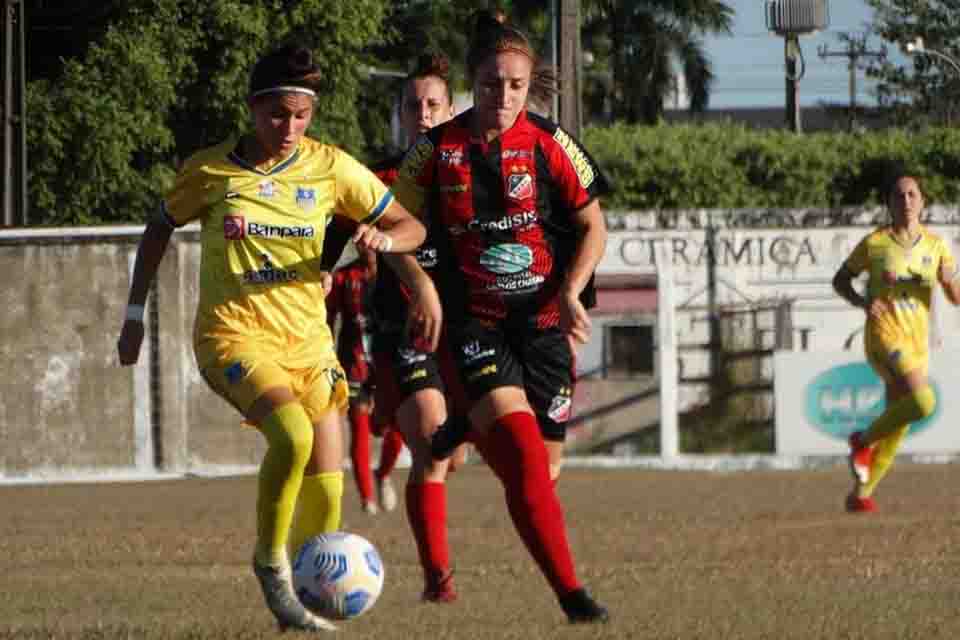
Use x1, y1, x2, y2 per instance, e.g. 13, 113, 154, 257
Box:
326, 258, 375, 379
393, 108, 611, 327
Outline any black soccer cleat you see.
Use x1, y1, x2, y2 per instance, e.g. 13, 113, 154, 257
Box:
559, 588, 610, 624
430, 414, 471, 461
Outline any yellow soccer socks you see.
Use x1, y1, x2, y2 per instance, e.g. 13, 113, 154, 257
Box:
288, 471, 344, 555
254, 403, 314, 568
860, 425, 909, 498
864, 386, 935, 444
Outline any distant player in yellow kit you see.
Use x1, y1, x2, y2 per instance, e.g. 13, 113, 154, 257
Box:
116, 44, 425, 631
833, 175, 960, 513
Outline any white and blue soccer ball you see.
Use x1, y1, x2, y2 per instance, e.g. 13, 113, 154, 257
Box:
292, 532, 385, 620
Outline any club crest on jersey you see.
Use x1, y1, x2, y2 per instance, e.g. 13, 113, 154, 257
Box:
507, 173, 534, 201
224, 215, 246, 239
296, 187, 316, 211
257, 180, 275, 199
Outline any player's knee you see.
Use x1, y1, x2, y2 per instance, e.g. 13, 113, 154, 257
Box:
914, 385, 936, 419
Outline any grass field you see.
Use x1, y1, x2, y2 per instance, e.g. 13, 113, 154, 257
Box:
3, 462, 960, 639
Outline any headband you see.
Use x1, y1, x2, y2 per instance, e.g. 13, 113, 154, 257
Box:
250, 85, 317, 99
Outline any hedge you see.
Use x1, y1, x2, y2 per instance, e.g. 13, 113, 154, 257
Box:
582, 122, 960, 211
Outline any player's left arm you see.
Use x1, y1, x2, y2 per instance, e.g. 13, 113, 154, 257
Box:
561, 200, 607, 344
936, 241, 960, 305
545, 124, 612, 344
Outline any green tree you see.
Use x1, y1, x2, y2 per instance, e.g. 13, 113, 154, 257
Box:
26, 0, 389, 226
582, 0, 733, 124
865, 0, 960, 126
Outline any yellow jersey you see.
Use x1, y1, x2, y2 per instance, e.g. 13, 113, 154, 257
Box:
163, 137, 393, 368
844, 225, 956, 346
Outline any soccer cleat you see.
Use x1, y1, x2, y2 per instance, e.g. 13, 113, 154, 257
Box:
845, 493, 878, 513
376, 475, 398, 512
847, 431, 874, 485
251, 558, 338, 632
362, 500, 380, 516
422, 569, 458, 603
559, 588, 610, 624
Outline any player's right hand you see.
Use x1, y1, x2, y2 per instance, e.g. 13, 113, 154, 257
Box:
406, 279, 442, 352
117, 319, 145, 366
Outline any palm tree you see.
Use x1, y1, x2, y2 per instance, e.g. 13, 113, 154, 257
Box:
582, 0, 733, 124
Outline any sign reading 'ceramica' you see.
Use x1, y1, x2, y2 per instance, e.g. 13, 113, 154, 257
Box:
598, 227, 960, 286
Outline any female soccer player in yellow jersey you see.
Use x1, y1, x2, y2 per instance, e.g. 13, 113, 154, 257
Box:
833, 175, 960, 513
116, 44, 425, 632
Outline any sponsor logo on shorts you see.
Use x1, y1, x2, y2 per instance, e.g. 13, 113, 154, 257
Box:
398, 347, 427, 365
225, 362, 246, 384
402, 368, 428, 383
295, 187, 316, 211
467, 363, 497, 381
502, 149, 533, 160
506, 173, 534, 201
462, 340, 495, 363
547, 388, 573, 422
243, 253, 299, 284
553, 128, 595, 189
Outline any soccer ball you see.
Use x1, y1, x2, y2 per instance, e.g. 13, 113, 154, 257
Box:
292, 532, 385, 620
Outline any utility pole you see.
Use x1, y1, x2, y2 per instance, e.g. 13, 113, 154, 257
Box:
557, 0, 581, 138
1, 0, 26, 227
818, 34, 886, 131
785, 35, 802, 133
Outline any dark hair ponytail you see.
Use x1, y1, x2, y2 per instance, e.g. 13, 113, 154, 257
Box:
249, 43, 322, 97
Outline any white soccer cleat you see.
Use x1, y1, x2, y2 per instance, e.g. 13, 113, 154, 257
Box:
377, 476, 398, 512
252, 558, 338, 632
362, 500, 380, 516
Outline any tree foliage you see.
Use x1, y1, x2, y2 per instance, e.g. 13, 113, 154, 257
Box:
582, 0, 733, 124
26, 0, 389, 225
866, 0, 960, 126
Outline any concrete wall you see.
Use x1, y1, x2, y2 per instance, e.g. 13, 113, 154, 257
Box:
4, 209, 960, 478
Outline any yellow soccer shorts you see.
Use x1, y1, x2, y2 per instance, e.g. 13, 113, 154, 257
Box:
199, 341, 350, 425
864, 329, 928, 385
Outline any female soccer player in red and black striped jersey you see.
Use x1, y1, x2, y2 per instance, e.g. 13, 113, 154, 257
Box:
321, 53, 467, 603
389, 11, 611, 624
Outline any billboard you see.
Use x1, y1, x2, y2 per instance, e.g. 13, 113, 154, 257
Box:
774, 350, 960, 454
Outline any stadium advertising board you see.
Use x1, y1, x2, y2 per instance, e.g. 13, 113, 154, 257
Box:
774, 350, 960, 454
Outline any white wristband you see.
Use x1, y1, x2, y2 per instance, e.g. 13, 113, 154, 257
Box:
125, 304, 145, 323
381, 234, 393, 253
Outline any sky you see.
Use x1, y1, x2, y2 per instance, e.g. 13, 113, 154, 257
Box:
703, 0, 905, 108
